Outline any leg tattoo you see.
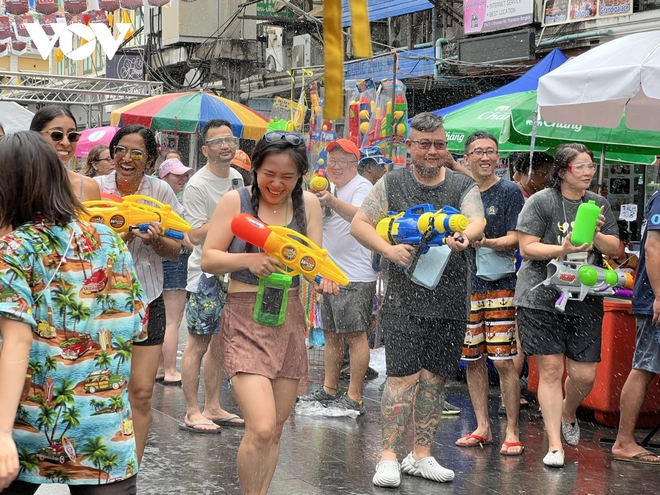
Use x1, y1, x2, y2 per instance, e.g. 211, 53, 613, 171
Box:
381, 380, 416, 452
413, 378, 445, 448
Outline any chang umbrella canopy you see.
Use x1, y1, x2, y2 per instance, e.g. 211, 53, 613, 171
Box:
537, 31, 660, 131
503, 90, 659, 165
110, 91, 268, 140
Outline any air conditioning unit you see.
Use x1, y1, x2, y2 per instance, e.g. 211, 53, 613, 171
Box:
291, 34, 310, 68
265, 26, 290, 72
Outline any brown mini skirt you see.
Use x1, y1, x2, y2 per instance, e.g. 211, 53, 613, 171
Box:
221, 289, 308, 380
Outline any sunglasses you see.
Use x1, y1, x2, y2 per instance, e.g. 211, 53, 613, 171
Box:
41, 129, 82, 143
409, 139, 447, 151
114, 145, 146, 161
263, 132, 304, 146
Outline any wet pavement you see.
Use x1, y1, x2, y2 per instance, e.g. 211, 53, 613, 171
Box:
36, 338, 660, 495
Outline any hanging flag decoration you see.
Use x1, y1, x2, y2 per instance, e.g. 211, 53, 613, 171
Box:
120, 0, 144, 9
34, 0, 59, 15
11, 31, 28, 56
97, 0, 121, 10
14, 13, 34, 43
63, 1, 90, 14
5, 0, 30, 15
88, 10, 109, 26
323, 0, 372, 120
0, 15, 11, 43
38, 13, 59, 36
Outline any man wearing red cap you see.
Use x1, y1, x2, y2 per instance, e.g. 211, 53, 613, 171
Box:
298, 138, 377, 415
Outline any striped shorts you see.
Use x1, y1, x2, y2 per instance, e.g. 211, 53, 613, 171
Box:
461, 288, 517, 361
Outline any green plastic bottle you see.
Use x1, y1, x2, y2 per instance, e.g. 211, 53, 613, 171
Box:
571, 200, 600, 246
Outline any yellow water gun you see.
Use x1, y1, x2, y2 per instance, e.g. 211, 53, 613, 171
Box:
82, 194, 191, 240
230, 213, 348, 286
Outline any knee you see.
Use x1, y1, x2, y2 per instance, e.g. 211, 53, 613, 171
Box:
538, 362, 564, 384
129, 384, 154, 410
569, 364, 597, 388
466, 358, 486, 372
246, 422, 278, 447
493, 359, 516, 376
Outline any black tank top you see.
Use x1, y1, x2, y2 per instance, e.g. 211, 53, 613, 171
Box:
228, 187, 302, 287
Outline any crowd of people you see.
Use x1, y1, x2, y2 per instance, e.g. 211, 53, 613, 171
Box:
0, 108, 659, 495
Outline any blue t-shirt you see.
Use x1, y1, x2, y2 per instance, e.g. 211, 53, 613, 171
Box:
632, 191, 660, 315
472, 179, 525, 293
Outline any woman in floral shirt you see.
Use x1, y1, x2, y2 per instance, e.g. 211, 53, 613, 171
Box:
0, 132, 147, 495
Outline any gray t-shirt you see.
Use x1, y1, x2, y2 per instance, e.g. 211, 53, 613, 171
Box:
513, 188, 618, 316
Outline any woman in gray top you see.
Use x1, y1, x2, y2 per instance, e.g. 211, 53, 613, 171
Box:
514, 143, 620, 468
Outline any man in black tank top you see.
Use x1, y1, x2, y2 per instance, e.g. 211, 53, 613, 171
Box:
351, 113, 485, 487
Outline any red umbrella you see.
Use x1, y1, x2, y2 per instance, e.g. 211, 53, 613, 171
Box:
75, 126, 119, 158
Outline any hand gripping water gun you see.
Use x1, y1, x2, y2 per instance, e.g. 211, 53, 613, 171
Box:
82, 194, 191, 240
231, 213, 349, 286
376, 204, 468, 254
541, 259, 634, 312
309, 169, 329, 194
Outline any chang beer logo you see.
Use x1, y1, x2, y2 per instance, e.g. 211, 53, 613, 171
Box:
25, 22, 133, 61
445, 132, 465, 144
477, 105, 511, 121
525, 118, 583, 133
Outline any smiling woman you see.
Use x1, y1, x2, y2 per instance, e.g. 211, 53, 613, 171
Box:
93, 124, 184, 465
29, 106, 101, 201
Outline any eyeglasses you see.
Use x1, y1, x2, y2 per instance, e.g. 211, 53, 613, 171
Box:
41, 129, 82, 143
114, 145, 146, 161
95, 157, 113, 163
409, 139, 447, 150
467, 148, 498, 158
263, 131, 304, 146
205, 136, 238, 148
327, 159, 357, 167
568, 162, 598, 173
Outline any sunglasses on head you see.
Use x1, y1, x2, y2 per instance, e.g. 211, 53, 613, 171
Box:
41, 129, 82, 143
263, 132, 304, 146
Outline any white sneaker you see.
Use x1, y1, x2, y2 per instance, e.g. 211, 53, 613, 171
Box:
373, 460, 401, 488
401, 452, 454, 483
543, 450, 565, 468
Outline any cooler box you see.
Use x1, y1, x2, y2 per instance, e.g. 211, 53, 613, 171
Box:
527, 298, 660, 427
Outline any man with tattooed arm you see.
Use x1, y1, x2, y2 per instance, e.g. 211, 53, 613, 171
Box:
350, 112, 485, 487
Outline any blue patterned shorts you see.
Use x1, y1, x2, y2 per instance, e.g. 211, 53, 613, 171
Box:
186, 274, 227, 336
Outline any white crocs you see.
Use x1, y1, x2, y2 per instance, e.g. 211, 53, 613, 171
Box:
372, 460, 401, 488
543, 449, 565, 468
401, 453, 454, 483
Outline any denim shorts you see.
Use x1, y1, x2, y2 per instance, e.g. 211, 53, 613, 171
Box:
633, 315, 660, 374
163, 251, 190, 291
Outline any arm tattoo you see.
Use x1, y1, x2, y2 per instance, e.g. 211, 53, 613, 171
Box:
460, 185, 485, 219
360, 179, 389, 227
381, 380, 416, 452
412, 378, 445, 448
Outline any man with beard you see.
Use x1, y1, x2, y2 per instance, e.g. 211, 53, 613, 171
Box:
351, 112, 485, 487
179, 119, 245, 433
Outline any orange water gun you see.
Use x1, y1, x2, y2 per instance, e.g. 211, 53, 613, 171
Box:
82, 194, 191, 240
231, 213, 348, 286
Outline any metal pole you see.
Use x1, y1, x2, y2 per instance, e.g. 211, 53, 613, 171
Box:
598, 143, 605, 185
389, 52, 397, 157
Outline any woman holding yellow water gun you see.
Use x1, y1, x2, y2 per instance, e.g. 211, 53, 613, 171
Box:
201, 131, 339, 495
94, 124, 183, 467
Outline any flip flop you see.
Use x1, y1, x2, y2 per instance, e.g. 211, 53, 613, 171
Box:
456, 433, 493, 448
500, 440, 525, 456
212, 414, 245, 428
178, 420, 222, 435
161, 379, 182, 387
155, 377, 165, 383
614, 451, 660, 465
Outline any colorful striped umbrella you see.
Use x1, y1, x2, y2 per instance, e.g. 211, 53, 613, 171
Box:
110, 91, 268, 140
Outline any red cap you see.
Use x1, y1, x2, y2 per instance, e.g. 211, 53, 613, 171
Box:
326, 138, 360, 160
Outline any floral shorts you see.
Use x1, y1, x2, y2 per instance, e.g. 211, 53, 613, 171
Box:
186, 274, 227, 336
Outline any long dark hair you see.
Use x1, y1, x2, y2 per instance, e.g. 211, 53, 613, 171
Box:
550, 143, 594, 191
250, 136, 308, 235
30, 106, 76, 132
109, 124, 159, 169
0, 132, 84, 229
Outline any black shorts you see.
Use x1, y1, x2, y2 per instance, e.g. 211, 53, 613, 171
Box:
134, 295, 166, 346
517, 306, 602, 362
380, 313, 465, 378
5, 476, 137, 495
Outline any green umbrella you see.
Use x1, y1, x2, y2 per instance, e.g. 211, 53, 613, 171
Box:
503, 91, 659, 163
443, 92, 540, 156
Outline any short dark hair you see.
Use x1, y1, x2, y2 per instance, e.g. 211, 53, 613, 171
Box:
409, 113, 444, 136
109, 124, 159, 168
464, 131, 498, 153
201, 119, 234, 143
0, 131, 84, 229
550, 143, 594, 191
30, 106, 76, 132
512, 152, 554, 174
